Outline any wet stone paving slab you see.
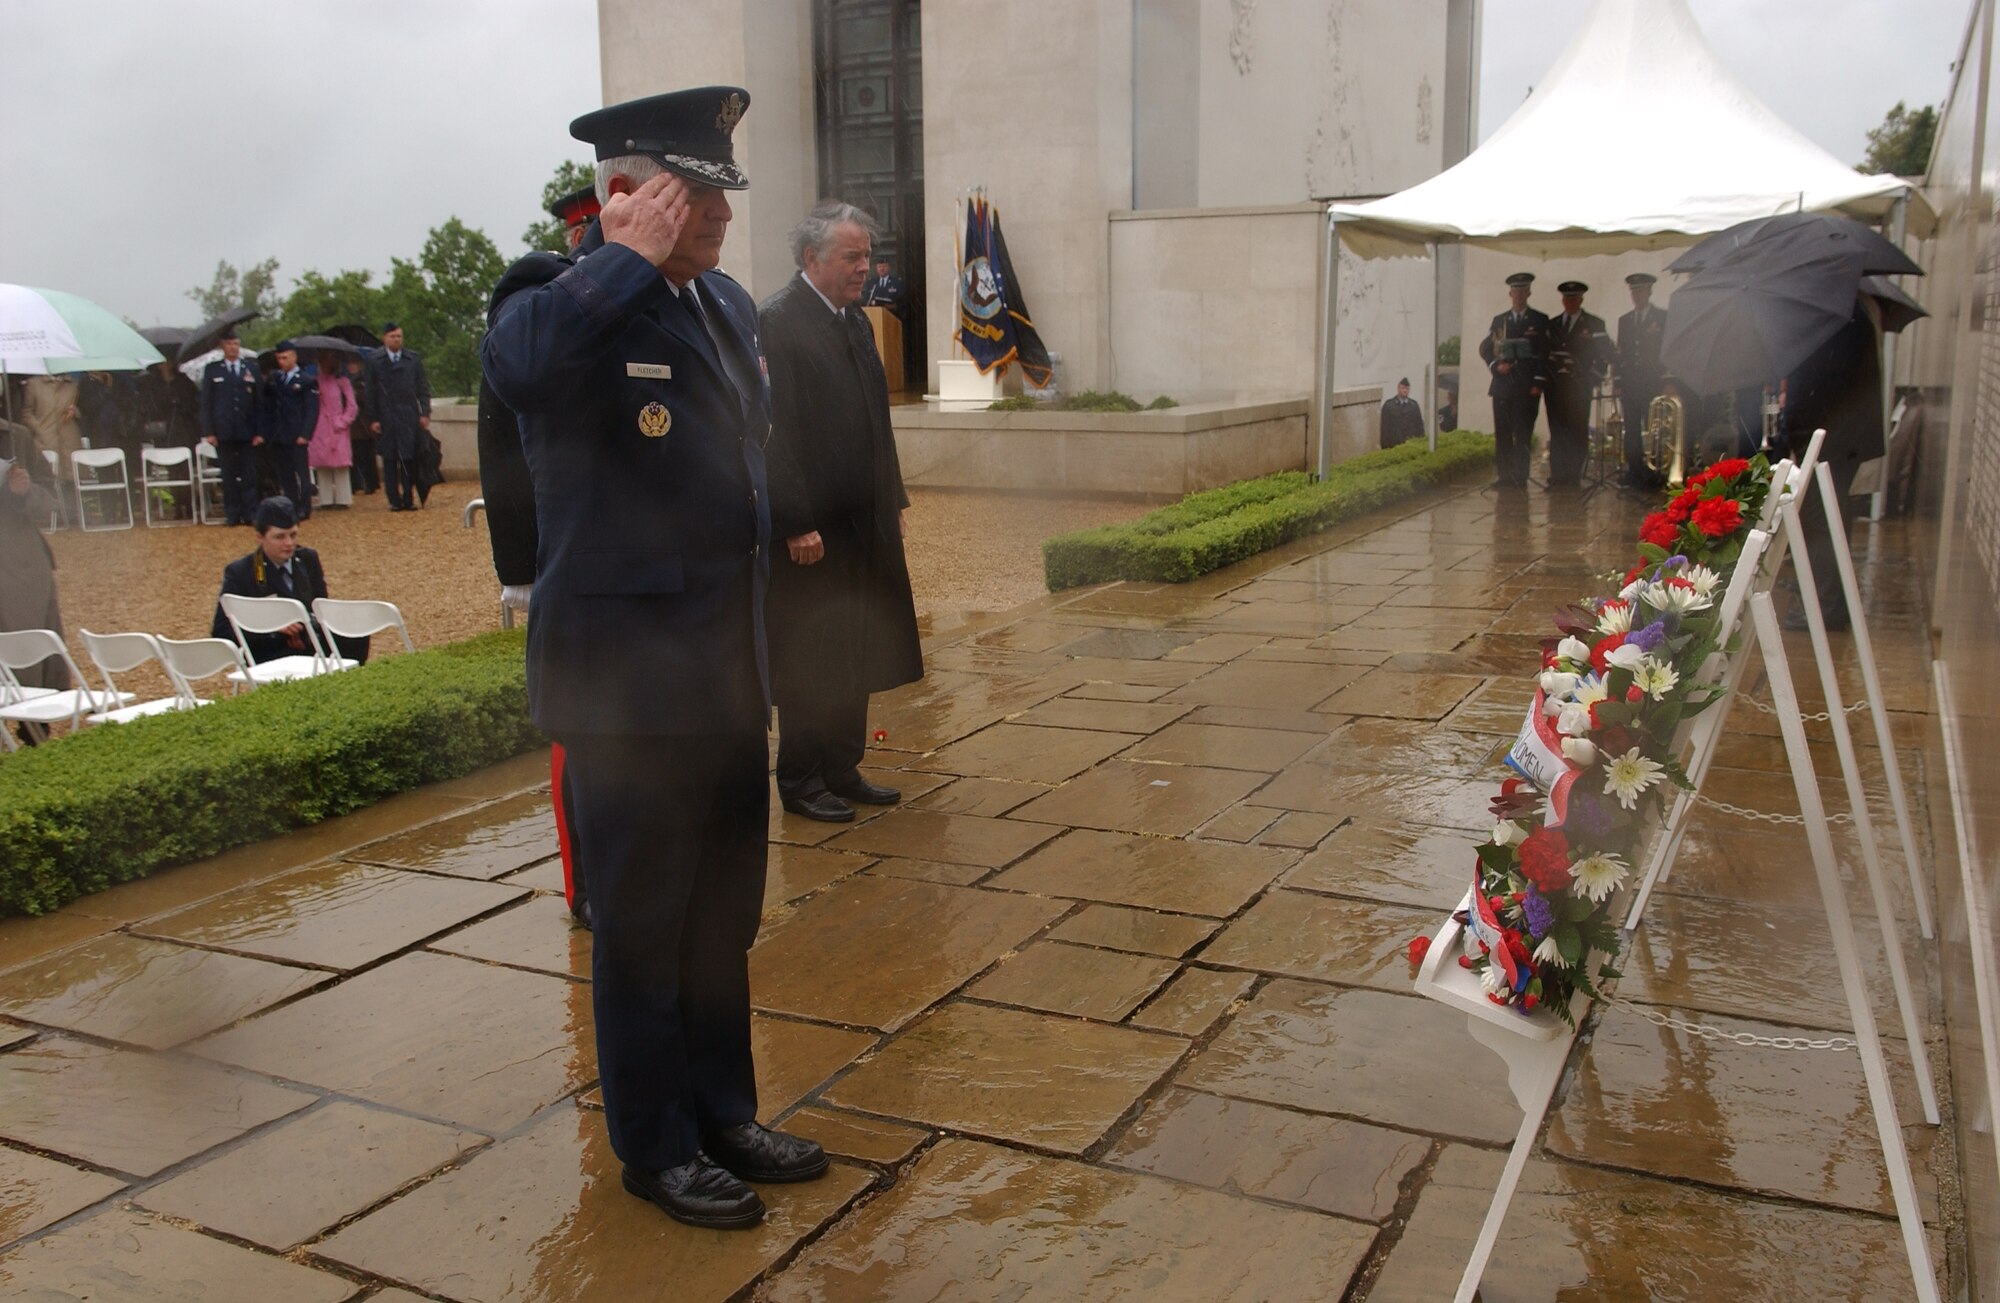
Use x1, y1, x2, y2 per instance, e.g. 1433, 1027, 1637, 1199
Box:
0, 484, 1962, 1299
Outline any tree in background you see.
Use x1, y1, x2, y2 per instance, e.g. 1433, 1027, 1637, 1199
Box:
1861, 101, 1938, 177
522, 160, 596, 254
381, 218, 508, 397
186, 258, 284, 343
263, 269, 389, 347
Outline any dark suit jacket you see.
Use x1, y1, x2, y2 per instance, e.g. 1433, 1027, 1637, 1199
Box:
1544, 310, 1609, 393
262, 367, 321, 448
364, 350, 432, 459
1478, 309, 1550, 398
759, 275, 923, 700
475, 374, 537, 587
1379, 394, 1425, 448
201, 359, 263, 442
482, 228, 773, 737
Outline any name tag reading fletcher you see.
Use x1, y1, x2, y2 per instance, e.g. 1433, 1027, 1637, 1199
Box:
627, 362, 672, 380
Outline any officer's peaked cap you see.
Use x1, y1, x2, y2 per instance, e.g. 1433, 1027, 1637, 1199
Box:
1626, 272, 1658, 286
571, 87, 751, 191
1505, 272, 1534, 287
1557, 281, 1587, 294
549, 185, 603, 226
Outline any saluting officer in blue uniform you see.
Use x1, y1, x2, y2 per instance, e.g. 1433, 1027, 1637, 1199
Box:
200, 328, 264, 525
482, 86, 826, 1232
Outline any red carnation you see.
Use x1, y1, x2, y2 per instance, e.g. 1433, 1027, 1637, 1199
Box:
1626, 684, 1644, 702
1691, 496, 1744, 538
1518, 825, 1573, 894
1407, 936, 1431, 966
1639, 512, 1679, 548
1664, 488, 1701, 524
1706, 457, 1751, 483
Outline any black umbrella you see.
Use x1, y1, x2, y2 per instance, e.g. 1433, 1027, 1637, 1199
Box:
1667, 212, 1922, 277
1860, 276, 1928, 333
1660, 263, 1862, 396
139, 325, 192, 349
321, 323, 381, 348
177, 306, 261, 363
287, 333, 364, 356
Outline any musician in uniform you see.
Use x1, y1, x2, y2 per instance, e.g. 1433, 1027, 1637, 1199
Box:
1476, 272, 1549, 489
1542, 281, 1608, 487
1614, 272, 1669, 488
482, 85, 827, 1232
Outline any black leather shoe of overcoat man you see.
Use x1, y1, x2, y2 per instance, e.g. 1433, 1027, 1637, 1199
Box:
828, 777, 900, 805
622, 1155, 764, 1229
702, 1122, 830, 1183
780, 791, 855, 823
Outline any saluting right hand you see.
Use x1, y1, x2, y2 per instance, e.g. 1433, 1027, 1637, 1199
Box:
601, 172, 691, 269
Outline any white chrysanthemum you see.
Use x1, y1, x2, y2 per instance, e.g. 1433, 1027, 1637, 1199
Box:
1572, 675, 1609, 709
1555, 635, 1591, 665
1635, 658, 1680, 700
1603, 747, 1666, 809
1604, 642, 1647, 672
1561, 735, 1598, 766
1539, 669, 1579, 698
1571, 852, 1631, 903
1640, 582, 1712, 615
1477, 961, 1511, 998
1532, 934, 1564, 966
1596, 600, 1634, 635
1685, 564, 1723, 597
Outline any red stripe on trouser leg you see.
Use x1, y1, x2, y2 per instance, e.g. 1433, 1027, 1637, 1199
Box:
551, 742, 579, 908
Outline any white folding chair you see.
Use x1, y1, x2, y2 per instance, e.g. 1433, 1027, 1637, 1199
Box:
78, 630, 196, 725
194, 442, 227, 525
139, 446, 197, 527
155, 635, 250, 701
218, 594, 357, 685
312, 597, 413, 655
70, 447, 133, 531
0, 629, 129, 741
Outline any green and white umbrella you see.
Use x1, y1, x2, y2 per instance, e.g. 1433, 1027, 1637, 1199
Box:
0, 283, 164, 374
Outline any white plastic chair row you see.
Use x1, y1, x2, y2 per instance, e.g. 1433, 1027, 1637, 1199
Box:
78, 630, 248, 725
217, 594, 412, 687
0, 630, 133, 748
29, 447, 209, 532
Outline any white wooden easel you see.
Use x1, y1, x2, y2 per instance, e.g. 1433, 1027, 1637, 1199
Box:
1414, 444, 1939, 1301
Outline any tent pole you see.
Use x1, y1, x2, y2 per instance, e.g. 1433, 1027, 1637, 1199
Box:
1871, 191, 1910, 523
1316, 216, 1341, 479
1428, 240, 1440, 454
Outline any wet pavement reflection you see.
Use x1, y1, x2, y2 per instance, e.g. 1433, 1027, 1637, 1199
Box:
0, 482, 1959, 1298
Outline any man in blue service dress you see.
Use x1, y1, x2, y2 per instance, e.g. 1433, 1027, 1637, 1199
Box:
482, 86, 826, 1232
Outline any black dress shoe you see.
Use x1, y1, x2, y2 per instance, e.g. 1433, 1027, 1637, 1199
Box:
702, 1122, 829, 1184
828, 778, 900, 805
780, 791, 855, 822
570, 897, 593, 930
622, 1156, 764, 1229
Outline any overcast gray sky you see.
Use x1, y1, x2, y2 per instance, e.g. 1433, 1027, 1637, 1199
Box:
0, 0, 1975, 329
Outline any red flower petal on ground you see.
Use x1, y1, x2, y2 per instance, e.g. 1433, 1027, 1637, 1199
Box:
1518, 825, 1573, 894
1407, 936, 1431, 965
1692, 496, 1744, 538
1639, 512, 1679, 548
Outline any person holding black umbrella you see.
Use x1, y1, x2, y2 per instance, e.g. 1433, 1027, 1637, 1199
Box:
308, 349, 359, 509
364, 323, 431, 512
1781, 298, 1882, 632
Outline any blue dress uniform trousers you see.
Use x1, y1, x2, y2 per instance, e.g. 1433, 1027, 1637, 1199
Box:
201, 360, 263, 524
483, 231, 774, 1172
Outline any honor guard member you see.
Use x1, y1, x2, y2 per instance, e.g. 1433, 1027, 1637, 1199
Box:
261, 341, 321, 518
475, 181, 603, 930
201, 329, 265, 526
1477, 272, 1549, 488
1378, 377, 1425, 449
1542, 281, 1608, 487
1615, 272, 1669, 487
482, 85, 828, 1233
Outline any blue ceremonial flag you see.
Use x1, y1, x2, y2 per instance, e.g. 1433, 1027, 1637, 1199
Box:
955, 197, 1017, 374
989, 206, 1053, 388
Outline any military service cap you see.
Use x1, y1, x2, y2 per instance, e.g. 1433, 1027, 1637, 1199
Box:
1557, 281, 1587, 294
1505, 272, 1534, 287
570, 87, 752, 191
253, 496, 298, 531
548, 185, 603, 228
1625, 272, 1658, 286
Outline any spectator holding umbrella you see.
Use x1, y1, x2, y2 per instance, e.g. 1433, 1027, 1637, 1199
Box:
363, 323, 431, 512
308, 348, 359, 509
137, 360, 200, 449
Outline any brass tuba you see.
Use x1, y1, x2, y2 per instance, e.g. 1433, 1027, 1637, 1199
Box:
1645, 393, 1687, 487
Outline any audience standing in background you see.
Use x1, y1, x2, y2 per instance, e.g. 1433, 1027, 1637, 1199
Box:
77, 372, 139, 463
20, 375, 82, 518
200, 329, 263, 526
262, 342, 320, 520
364, 324, 432, 512
0, 457, 68, 743
138, 360, 201, 450
346, 355, 379, 496
308, 349, 359, 510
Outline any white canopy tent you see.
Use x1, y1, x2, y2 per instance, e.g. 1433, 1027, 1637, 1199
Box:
1311, 0, 1926, 471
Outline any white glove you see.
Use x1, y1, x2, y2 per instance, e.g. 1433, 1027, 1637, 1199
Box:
501, 583, 534, 613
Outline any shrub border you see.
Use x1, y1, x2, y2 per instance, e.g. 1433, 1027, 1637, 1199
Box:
1042, 430, 1496, 589
0, 629, 541, 917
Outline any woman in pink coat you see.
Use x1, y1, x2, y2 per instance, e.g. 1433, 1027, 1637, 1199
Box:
307, 350, 358, 509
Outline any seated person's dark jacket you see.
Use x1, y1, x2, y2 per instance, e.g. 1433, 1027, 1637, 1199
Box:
210, 545, 370, 665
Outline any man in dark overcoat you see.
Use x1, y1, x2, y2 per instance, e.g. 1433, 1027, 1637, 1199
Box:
201, 329, 264, 526
1614, 271, 1669, 487
364, 324, 432, 511
138, 361, 201, 449
1542, 281, 1609, 487
1782, 299, 1883, 631
1378, 377, 1425, 449
1476, 272, 1549, 489
261, 342, 320, 519
760, 201, 924, 823
482, 86, 827, 1232
209, 495, 369, 664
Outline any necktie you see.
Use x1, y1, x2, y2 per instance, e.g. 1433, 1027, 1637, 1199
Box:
229, 363, 238, 378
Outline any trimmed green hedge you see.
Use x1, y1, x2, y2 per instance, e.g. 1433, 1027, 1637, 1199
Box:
0, 629, 541, 917
1043, 430, 1496, 590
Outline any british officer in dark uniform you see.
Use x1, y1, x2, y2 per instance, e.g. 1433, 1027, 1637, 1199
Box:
1614, 271, 1669, 487
482, 86, 826, 1232
1476, 272, 1549, 489
200, 329, 264, 525
1542, 281, 1608, 487
476, 181, 602, 930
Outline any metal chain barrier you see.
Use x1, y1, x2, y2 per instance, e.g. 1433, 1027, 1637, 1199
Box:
1687, 790, 1852, 826
1736, 693, 1871, 723
1600, 992, 1856, 1052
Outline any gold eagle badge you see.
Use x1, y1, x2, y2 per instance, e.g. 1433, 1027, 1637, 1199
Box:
638, 401, 671, 437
